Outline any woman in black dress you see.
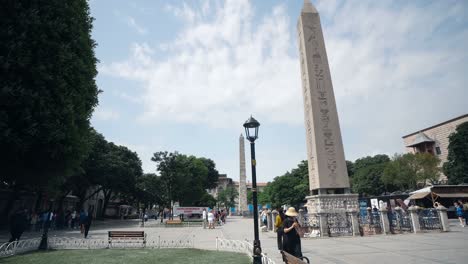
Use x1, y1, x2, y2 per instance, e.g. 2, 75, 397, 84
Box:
282, 207, 302, 257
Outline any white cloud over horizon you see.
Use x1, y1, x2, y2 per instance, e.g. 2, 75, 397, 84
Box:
94, 0, 468, 179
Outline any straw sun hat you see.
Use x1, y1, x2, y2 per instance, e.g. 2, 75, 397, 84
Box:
285, 207, 298, 217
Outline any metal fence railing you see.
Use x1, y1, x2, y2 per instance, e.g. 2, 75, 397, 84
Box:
215, 237, 275, 264
0, 238, 41, 258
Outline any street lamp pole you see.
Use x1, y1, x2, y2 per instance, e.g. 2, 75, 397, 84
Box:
243, 116, 262, 264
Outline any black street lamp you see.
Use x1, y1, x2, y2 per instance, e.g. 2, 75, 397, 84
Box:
243, 115, 262, 264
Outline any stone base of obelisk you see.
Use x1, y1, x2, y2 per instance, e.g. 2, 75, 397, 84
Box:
305, 193, 359, 237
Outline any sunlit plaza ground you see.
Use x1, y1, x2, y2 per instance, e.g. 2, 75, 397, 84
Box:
2, 216, 468, 264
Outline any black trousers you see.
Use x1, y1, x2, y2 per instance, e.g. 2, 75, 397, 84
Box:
277, 230, 283, 250
84, 225, 91, 238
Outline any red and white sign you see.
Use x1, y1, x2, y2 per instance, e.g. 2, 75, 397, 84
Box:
173, 207, 206, 215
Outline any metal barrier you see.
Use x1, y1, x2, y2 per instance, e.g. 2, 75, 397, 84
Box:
215, 238, 275, 264
0, 238, 41, 258
326, 213, 353, 237
358, 211, 382, 235
389, 210, 413, 233
418, 209, 442, 231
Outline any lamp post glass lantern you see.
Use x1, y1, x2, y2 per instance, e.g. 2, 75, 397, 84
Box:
243, 115, 262, 264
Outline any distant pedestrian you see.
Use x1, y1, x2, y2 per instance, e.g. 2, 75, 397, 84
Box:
282, 207, 302, 258
454, 202, 465, 227
261, 209, 267, 227
202, 208, 207, 229
208, 210, 215, 229
30, 213, 37, 232
458, 200, 468, 225
79, 210, 87, 234
71, 210, 77, 229
275, 208, 285, 250
8, 209, 28, 242
84, 212, 93, 238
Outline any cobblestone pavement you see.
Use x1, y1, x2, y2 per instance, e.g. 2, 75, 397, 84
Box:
2, 217, 468, 264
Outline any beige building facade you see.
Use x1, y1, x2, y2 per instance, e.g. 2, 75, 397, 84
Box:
402, 114, 468, 182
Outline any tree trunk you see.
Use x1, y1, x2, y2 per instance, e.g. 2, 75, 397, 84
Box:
101, 190, 112, 218
1, 185, 20, 225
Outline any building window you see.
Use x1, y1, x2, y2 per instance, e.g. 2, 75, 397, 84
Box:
435, 146, 441, 155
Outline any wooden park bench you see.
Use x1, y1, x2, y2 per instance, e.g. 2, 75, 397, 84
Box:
165, 219, 183, 227
281, 250, 310, 264
108, 231, 146, 247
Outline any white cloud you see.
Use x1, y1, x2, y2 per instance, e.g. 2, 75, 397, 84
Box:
101, 0, 302, 127
101, 0, 468, 162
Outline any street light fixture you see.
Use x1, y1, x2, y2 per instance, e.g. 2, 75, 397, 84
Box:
243, 115, 262, 264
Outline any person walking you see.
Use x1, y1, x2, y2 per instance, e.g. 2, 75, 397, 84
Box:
458, 199, 468, 226
71, 210, 77, 229
84, 211, 93, 238
275, 208, 285, 250
261, 209, 267, 227
282, 207, 302, 258
454, 202, 465, 227
79, 209, 87, 234
207, 210, 215, 229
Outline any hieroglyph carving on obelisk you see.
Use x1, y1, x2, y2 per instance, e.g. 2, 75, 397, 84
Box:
297, 0, 350, 192
238, 134, 248, 213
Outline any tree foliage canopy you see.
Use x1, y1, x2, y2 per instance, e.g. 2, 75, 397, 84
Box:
0, 0, 99, 191
259, 160, 309, 208
217, 186, 238, 209
350, 155, 391, 196
383, 153, 440, 191
151, 151, 220, 206
444, 122, 468, 184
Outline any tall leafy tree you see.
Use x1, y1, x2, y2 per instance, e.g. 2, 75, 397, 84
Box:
264, 160, 309, 208
99, 144, 143, 216
383, 153, 440, 191
351, 155, 391, 196
0, 0, 99, 217
444, 122, 468, 184
217, 186, 238, 210
151, 151, 220, 207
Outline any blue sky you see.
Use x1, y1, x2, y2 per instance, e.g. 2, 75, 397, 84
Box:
89, 0, 468, 183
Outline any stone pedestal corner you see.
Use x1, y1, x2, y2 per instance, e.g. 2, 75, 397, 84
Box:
408, 206, 421, 233
437, 205, 450, 232
379, 207, 391, 235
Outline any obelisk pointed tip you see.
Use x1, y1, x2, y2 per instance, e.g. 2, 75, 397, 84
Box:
302, 0, 318, 14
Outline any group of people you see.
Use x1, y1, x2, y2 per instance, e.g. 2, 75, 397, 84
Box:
202, 208, 227, 229
274, 207, 303, 258
8, 208, 94, 242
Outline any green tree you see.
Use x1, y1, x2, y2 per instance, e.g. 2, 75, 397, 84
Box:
383, 153, 440, 191
346, 160, 355, 177
0, 0, 99, 217
217, 186, 238, 210
135, 173, 167, 209
444, 122, 468, 184
151, 151, 220, 207
265, 160, 309, 208
98, 143, 143, 216
351, 155, 390, 196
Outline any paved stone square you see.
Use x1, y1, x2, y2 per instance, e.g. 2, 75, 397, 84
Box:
2, 216, 467, 264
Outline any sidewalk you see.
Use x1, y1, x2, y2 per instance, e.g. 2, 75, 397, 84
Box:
2, 217, 467, 264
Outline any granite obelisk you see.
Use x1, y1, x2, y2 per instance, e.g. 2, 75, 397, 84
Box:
238, 134, 248, 215
297, 0, 358, 217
